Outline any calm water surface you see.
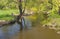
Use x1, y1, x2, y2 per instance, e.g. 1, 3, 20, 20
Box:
0, 23, 60, 39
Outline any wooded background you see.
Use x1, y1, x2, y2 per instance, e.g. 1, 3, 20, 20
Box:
0, 0, 60, 25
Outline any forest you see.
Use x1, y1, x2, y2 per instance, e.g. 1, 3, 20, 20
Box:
0, 0, 60, 31
0, 0, 60, 39
0, 0, 60, 25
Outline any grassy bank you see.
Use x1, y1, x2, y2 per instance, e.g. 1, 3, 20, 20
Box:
1, 9, 60, 26
0, 9, 19, 21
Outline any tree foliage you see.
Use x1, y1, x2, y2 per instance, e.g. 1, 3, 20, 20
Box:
0, 0, 60, 25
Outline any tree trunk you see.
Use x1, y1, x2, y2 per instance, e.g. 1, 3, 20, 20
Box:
16, 0, 24, 30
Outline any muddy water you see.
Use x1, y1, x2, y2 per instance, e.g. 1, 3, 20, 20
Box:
0, 17, 60, 39
0, 23, 60, 39
11, 26, 60, 39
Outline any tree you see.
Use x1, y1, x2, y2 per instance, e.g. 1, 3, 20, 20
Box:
16, 0, 26, 30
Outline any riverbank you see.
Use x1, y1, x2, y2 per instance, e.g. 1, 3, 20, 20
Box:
0, 9, 19, 20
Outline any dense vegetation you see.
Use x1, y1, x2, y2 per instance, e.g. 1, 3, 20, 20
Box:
0, 0, 60, 26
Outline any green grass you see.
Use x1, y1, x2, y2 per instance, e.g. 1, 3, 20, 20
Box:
0, 9, 19, 21
0, 9, 60, 25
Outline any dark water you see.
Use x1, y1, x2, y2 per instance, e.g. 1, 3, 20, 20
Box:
0, 21, 32, 39
0, 23, 60, 39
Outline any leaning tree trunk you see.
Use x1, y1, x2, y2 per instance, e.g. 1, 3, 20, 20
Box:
16, 0, 24, 30
7, 0, 24, 30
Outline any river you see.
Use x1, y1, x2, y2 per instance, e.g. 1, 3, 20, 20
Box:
0, 19, 60, 39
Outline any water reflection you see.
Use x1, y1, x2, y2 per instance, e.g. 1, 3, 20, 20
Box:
0, 21, 32, 39
0, 23, 19, 39
0, 19, 60, 39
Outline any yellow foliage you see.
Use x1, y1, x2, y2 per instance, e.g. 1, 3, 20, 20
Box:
31, 7, 37, 12
27, 15, 37, 20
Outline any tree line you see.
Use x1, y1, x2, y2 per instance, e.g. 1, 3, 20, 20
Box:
0, 0, 60, 16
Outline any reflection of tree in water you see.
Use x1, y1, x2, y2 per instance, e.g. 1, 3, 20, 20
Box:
0, 17, 32, 39
0, 0, 28, 30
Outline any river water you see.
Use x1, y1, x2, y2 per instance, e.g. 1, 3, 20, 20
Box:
0, 19, 60, 39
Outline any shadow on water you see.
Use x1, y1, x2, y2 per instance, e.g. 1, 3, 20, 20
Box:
0, 18, 32, 39
0, 20, 60, 39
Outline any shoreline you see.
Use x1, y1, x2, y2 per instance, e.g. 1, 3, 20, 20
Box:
0, 20, 16, 26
